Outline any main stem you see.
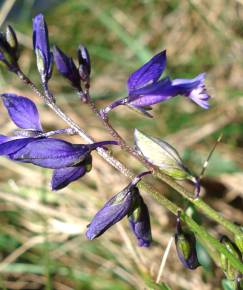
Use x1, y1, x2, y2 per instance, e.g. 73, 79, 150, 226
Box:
15, 69, 243, 272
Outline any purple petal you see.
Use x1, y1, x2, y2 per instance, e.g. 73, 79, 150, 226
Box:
0, 134, 9, 145
1, 94, 42, 131
51, 154, 92, 190
127, 50, 166, 91
51, 165, 86, 191
128, 195, 152, 247
86, 185, 138, 240
53, 46, 80, 88
33, 14, 52, 80
128, 77, 174, 107
9, 138, 90, 169
0, 137, 36, 156
171, 73, 210, 109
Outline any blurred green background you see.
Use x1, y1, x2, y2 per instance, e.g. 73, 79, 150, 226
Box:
0, 0, 242, 289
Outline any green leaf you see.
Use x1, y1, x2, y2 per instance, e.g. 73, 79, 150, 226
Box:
222, 279, 236, 290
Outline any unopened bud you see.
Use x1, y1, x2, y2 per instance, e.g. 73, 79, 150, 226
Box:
175, 212, 200, 270
6, 25, 18, 51
77, 44, 91, 81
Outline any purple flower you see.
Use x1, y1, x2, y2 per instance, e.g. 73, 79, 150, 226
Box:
51, 154, 92, 190
9, 138, 116, 169
175, 213, 200, 270
53, 46, 80, 89
102, 50, 210, 116
86, 184, 138, 240
128, 194, 152, 247
33, 14, 53, 83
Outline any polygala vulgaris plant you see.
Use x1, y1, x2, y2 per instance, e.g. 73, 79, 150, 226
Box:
0, 13, 242, 288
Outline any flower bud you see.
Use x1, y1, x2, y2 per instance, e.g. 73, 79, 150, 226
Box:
33, 14, 53, 83
53, 46, 80, 89
86, 184, 139, 240
6, 25, 18, 51
175, 213, 200, 270
220, 235, 242, 280
128, 193, 152, 247
134, 129, 200, 195
77, 44, 91, 82
0, 26, 19, 69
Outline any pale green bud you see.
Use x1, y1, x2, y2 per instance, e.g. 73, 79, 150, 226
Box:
6, 25, 18, 50
134, 129, 194, 180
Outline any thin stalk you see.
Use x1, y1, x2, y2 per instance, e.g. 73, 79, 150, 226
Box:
14, 69, 243, 272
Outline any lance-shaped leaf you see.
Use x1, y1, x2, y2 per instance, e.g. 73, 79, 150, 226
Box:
33, 13, 53, 82
1, 94, 42, 131
127, 50, 166, 91
53, 46, 80, 89
175, 214, 200, 270
220, 236, 242, 281
86, 184, 139, 240
235, 227, 243, 254
10, 139, 116, 169
128, 194, 152, 247
51, 154, 92, 190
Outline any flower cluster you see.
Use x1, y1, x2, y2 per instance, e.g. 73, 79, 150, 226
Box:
0, 94, 116, 190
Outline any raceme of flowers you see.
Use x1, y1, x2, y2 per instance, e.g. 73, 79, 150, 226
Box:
3, 13, 239, 276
